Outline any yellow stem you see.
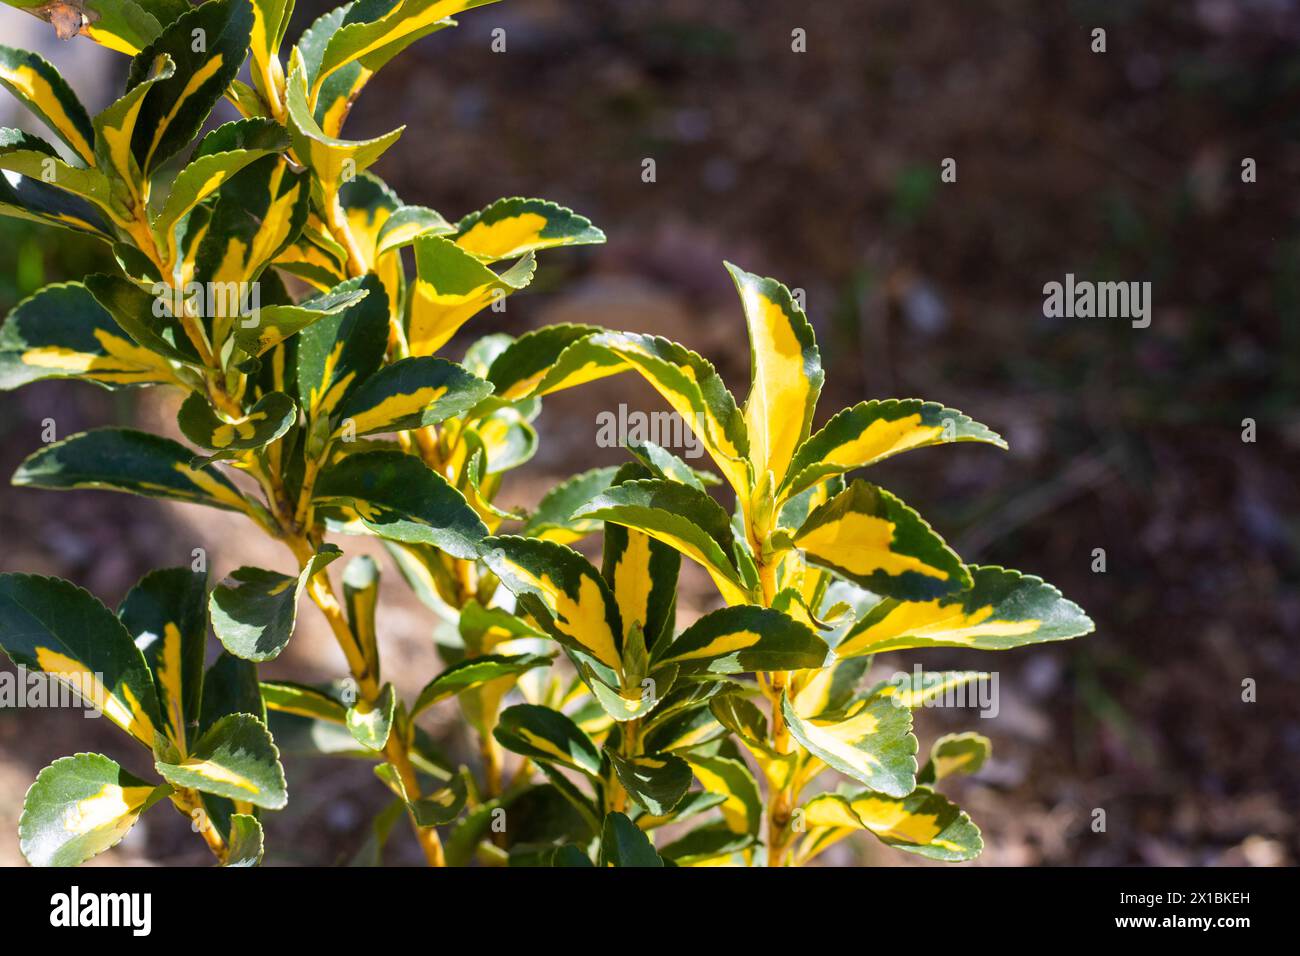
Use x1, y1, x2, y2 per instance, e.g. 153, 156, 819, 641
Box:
172, 789, 227, 863
756, 553, 795, 866
286, 532, 446, 865
326, 189, 368, 277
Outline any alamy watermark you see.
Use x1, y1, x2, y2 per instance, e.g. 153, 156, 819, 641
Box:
0, 666, 105, 717
595, 404, 704, 459
1042, 273, 1151, 328
887, 665, 1000, 718
152, 280, 262, 328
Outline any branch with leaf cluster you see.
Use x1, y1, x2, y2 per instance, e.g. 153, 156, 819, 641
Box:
0, 0, 1093, 868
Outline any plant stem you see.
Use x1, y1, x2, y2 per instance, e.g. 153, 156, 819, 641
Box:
481, 731, 503, 798
171, 788, 227, 863
291, 540, 447, 866
247, 452, 445, 866
756, 554, 794, 866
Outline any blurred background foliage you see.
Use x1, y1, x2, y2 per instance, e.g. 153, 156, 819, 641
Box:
0, 0, 1296, 866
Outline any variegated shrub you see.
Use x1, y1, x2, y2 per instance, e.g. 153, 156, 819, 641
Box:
0, 0, 1092, 868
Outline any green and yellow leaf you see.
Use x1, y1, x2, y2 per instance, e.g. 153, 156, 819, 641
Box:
659, 824, 755, 866
407, 235, 536, 356
782, 398, 1007, 501
726, 262, 822, 486
155, 712, 287, 810
836, 565, 1094, 657
13, 428, 253, 515
247, 0, 292, 111
376, 204, 454, 256
93, 53, 174, 203
658, 605, 828, 676
209, 548, 341, 662
0, 281, 180, 390
346, 682, 396, 751
781, 689, 917, 797
479, 536, 624, 672
602, 510, 680, 655
119, 567, 207, 755
0, 129, 113, 238
178, 391, 297, 453
709, 693, 798, 791
494, 703, 602, 777
609, 751, 692, 816
587, 331, 750, 499
224, 812, 265, 866
308, 0, 494, 110
412, 652, 553, 717
0, 574, 163, 748
870, 670, 989, 709
295, 273, 389, 419
260, 681, 348, 723
0, 45, 95, 165
19, 754, 169, 867
485, 323, 616, 401
197, 156, 310, 292
333, 355, 492, 438
232, 278, 368, 357
125, 0, 255, 173
314, 450, 487, 559
343, 555, 381, 682
284, 59, 402, 200
918, 732, 991, 786
681, 751, 762, 836
455, 196, 604, 262
793, 479, 970, 601
151, 118, 289, 269
798, 788, 982, 864
627, 440, 721, 492
576, 478, 752, 606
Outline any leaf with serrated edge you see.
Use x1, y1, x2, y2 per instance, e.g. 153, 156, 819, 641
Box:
119, 566, 207, 755
781, 690, 917, 798
0, 45, 95, 165
798, 787, 982, 864
0, 574, 162, 748
793, 479, 969, 601
179, 391, 297, 454
493, 704, 602, 777
609, 751, 691, 816
657, 605, 828, 675
346, 682, 395, 751
223, 812, 264, 866
480, 536, 623, 672
19, 754, 169, 867
333, 355, 492, 438
577, 478, 751, 605
314, 450, 487, 559
209, 548, 341, 662
407, 235, 535, 357
837, 564, 1094, 657
455, 196, 604, 262
13, 428, 253, 515
726, 262, 823, 486
918, 732, 991, 786
782, 398, 1007, 501
155, 712, 287, 809
0, 282, 179, 390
